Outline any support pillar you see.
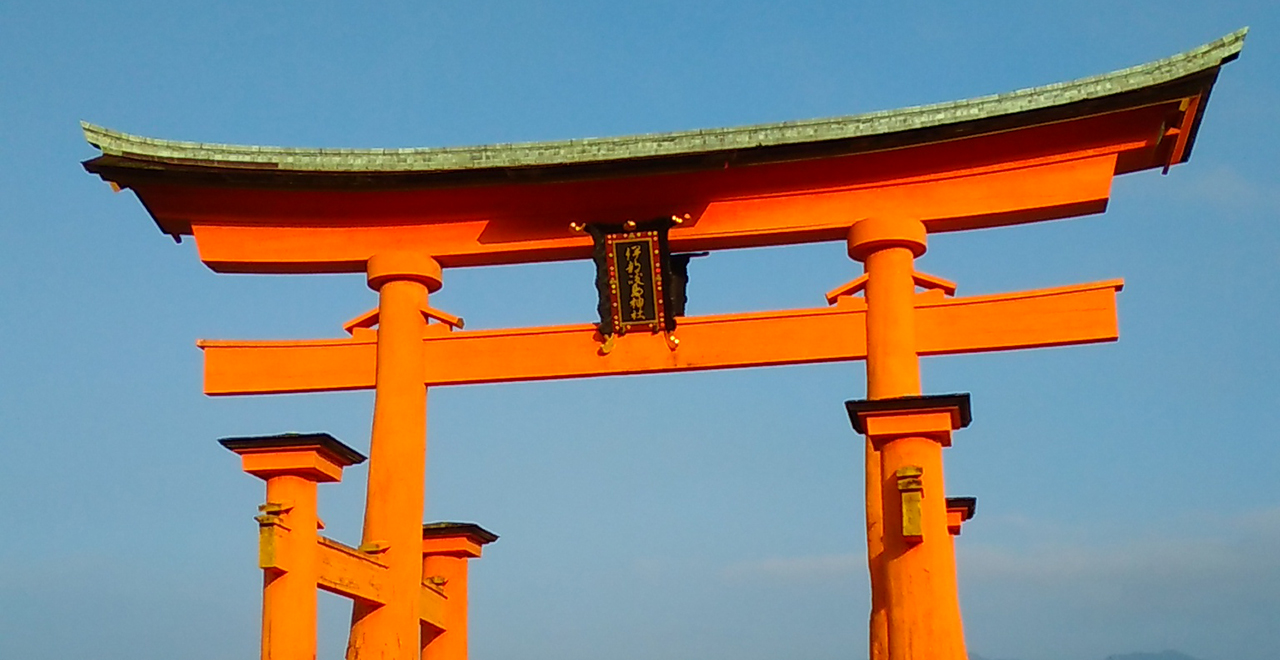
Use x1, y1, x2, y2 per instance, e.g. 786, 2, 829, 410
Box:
847, 218, 968, 660
420, 523, 499, 660
221, 433, 367, 660
946, 497, 977, 536
348, 252, 442, 660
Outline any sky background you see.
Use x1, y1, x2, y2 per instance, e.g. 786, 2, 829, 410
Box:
1, 2, 1277, 660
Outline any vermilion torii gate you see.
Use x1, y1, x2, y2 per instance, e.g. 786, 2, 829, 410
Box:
84, 31, 1243, 660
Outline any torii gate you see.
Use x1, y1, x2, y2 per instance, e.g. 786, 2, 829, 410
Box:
82, 30, 1244, 660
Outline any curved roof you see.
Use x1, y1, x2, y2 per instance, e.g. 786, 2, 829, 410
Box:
83, 29, 1244, 180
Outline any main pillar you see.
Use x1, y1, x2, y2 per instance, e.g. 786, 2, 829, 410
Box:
847, 218, 968, 660
347, 252, 442, 660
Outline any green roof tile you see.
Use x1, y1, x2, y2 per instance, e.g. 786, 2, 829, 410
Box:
82, 29, 1245, 174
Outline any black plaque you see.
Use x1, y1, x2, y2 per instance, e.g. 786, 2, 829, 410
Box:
586, 218, 679, 337
607, 231, 664, 332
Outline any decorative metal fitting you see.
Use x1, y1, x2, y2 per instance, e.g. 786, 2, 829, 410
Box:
258, 501, 294, 514
358, 541, 391, 554
896, 466, 925, 543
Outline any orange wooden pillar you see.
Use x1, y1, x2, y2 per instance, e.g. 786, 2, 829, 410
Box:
846, 218, 969, 660
221, 433, 367, 660
847, 395, 970, 660
420, 523, 499, 660
348, 253, 441, 660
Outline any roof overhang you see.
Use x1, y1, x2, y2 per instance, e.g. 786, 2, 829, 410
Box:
82, 30, 1245, 273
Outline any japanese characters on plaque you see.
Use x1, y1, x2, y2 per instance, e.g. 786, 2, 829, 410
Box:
608, 231, 664, 331
584, 217, 680, 342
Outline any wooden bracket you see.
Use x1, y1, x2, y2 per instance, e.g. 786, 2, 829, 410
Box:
1164, 96, 1201, 175
912, 271, 956, 296
342, 308, 380, 335
343, 303, 465, 335
421, 304, 465, 330
825, 274, 869, 305
825, 271, 955, 306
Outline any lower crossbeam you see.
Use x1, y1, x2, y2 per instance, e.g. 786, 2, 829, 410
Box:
200, 280, 1122, 395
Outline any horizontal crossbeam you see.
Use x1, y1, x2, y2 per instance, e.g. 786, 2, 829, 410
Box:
200, 280, 1122, 395
315, 537, 447, 630
316, 537, 389, 604
187, 151, 1121, 272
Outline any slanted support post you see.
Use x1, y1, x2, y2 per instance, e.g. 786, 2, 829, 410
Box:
348, 252, 444, 660
221, 433, 367, 660
419, 523, 499, 660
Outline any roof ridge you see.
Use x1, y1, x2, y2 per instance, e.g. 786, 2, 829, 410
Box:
81, 28, 1247, 173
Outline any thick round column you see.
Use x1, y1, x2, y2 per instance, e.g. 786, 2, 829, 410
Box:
864, 434, 888, 660
849, 219, 966, 660
849, 218, 925, 660
876, 432, 962, 660
347, 253, 442, 660
852, 218, 924, 400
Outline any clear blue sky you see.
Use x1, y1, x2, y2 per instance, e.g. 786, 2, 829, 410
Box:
1, 3, 1277, 660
